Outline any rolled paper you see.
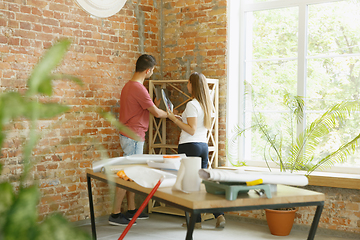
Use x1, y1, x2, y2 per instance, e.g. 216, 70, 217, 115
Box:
92, 154, 185, 172
199, 169, 309, 186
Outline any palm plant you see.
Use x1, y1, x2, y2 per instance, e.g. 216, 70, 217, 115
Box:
227, 86, 360, 176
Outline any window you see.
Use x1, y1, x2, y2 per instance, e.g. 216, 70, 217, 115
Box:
227, 0, 360, 174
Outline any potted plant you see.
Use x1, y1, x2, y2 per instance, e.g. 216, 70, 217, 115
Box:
227, 86, 360, 236
0, 39, 138, 240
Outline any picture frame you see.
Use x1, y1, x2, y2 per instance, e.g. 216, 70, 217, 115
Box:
161, 88, 174, 112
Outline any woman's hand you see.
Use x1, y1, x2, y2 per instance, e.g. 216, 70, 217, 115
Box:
167, 110, 177, 122
168, 110, 196, 135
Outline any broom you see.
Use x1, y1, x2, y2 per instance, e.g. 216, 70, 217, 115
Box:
118, 176, 164, 240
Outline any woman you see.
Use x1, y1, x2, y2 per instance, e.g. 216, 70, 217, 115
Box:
167, 72, 225, 229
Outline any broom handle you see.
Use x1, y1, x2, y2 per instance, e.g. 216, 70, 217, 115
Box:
118, 177, 164, 240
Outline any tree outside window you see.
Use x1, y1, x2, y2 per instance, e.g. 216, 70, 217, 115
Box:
228, 0, 360, 172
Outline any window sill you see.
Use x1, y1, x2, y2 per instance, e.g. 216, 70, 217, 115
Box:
218, 166, 360, 190
306, 171, 360, 190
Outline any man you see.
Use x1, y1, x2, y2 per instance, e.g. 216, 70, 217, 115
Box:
109, 54, 168, 226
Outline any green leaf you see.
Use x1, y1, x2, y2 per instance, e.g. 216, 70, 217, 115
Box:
307, 133, 360, 175
0, 130, 4, 150
37, 75, 53, 96
23, 101, 70, 120
0, 92, 26, 126
37, 214, 91, 240
0, 92, 26, 149
0, 182, 14, 213
52, 74, 84, 87
4, 185, 39, 240
97, 108, 142, 141
0, 182, 15, 231
27, 39, 72, 96
38, 103, 71, 119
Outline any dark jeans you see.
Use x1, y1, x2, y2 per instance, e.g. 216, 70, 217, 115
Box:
178, 142, 209, 169
178, 142, 224, 222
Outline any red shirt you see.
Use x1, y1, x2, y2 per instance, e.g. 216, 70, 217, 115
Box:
119, 81, 154, 141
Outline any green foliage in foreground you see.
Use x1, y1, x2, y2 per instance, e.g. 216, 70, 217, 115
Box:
0, 39, 91, 240
0, 39, 138, 239
0, 182, 90, 240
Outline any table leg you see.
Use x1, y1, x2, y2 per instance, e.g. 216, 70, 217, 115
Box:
185, 212, 199, 240
87, 175, 97, 240
307, 202, 324, 240
185, 211, 190, 225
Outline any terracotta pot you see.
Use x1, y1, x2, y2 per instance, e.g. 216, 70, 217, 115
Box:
265, 208, 297, 236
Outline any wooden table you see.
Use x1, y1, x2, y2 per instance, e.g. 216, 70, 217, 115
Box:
86, 169, 325, 240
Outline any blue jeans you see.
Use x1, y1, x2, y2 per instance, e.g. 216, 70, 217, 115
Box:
178, 142, 209, 169
119, 134, 144, 156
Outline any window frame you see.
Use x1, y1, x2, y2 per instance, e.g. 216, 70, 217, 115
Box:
226, 0, 360, 175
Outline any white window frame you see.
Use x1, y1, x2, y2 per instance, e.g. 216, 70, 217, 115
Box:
226, 0, 360, 174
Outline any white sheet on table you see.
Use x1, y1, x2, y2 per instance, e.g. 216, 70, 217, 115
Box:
198, 169, 308, 186
124, 166, 177, 188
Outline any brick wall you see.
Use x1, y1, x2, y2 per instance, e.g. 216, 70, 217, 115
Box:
160, 0, 227, 164
0, 0, 160, 221
304, 186, 360, 233
0, 0, 359, 235
228, 186, 360, 234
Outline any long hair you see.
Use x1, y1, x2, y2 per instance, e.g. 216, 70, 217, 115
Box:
189, 72, 213, 129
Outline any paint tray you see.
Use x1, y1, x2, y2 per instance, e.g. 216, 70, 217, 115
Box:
202, 180, 272, 200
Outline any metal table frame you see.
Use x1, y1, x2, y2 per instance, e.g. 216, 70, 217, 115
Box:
86, 171, 324, 240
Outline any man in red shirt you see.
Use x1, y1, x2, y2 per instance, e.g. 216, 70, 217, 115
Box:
109, 54, 168, 226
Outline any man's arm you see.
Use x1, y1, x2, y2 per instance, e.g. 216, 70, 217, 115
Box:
147, 105, 167, 118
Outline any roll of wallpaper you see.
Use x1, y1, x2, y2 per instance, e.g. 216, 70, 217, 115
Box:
100, 164, 149, 174
92, 154, 186, 172
198, 169, 308, 186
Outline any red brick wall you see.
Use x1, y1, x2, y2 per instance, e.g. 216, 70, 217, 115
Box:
1, 0, 359, 235
0, 0, 160, 221
160, 0, 228, 165
228, 186, 360, 234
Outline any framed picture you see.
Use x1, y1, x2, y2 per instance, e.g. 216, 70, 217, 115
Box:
161, 89, 173, 112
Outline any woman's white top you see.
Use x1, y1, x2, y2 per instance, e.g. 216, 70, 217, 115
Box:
179, 99, 208, 144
